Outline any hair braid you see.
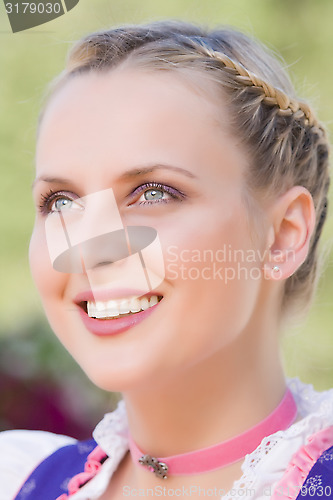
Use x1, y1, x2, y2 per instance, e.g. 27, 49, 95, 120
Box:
195, 46, 322, 130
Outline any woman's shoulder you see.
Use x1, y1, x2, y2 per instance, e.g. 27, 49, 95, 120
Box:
0, 401, 127, 500
0, 429, 76, 500
232, 378, 333, 500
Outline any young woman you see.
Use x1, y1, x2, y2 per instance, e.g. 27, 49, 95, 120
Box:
1, 20, 332, 500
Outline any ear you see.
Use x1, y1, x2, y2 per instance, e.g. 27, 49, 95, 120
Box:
263, 186, 315, 280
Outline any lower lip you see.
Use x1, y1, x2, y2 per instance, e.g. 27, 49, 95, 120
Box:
77, 303, 160, 337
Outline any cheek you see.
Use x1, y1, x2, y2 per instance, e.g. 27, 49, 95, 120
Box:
29, 222, 66, 303
159, 204, 263, 351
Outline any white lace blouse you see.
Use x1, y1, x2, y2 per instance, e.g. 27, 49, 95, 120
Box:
1, 377, 333, 500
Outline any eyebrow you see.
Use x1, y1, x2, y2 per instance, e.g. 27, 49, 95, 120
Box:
31, 176, 72, 190
32, 164, 196, 189
118, 164, 196, 180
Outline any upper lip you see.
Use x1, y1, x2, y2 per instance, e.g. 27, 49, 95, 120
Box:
74, 288, 163, 305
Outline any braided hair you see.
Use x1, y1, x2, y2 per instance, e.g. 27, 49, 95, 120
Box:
41, 21, 330, 317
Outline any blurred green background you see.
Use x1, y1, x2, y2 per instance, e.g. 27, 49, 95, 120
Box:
0, 0, 333, 434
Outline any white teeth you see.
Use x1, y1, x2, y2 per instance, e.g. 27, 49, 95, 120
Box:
149, 295, 158, 307
118, 300, 130, 315
86, 295, 161, 319
140, 297, 149, 310
129, 298, 141, 313
106, 300, 119, 317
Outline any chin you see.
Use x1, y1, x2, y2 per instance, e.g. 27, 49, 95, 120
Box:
77, 358, 157, 394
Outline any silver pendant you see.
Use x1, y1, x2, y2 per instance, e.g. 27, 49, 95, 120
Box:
138, 454, 169, 479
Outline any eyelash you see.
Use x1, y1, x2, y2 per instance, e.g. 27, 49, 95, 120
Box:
38, 189, 71, 215
38, 183, 185, 215
128, 182, 185, 205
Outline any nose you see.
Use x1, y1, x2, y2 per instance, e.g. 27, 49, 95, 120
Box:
44, 188, 165, 292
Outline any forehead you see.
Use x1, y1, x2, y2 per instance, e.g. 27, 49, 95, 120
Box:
39, 67, 225, 134
36, 68, 247, 188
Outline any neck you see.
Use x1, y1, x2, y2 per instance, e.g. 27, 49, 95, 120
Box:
122, 322, 286, 459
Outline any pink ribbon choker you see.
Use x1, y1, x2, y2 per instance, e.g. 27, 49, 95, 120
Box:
128, 388, 298, 479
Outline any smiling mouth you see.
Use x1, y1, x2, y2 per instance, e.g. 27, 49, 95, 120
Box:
79, 295, 163, 320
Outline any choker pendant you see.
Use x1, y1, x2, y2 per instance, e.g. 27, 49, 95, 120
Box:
138, 454, 169, 479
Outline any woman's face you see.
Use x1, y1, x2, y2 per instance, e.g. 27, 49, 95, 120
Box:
30, 68, 268, 392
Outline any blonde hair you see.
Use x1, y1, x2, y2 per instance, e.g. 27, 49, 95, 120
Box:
42, 21, 330, 316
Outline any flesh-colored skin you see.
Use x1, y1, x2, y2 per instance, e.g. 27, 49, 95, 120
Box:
30, 68, 313, 495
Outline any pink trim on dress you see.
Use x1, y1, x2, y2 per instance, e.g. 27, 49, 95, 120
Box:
271, 425, 333, 500
55, 445, 108, 500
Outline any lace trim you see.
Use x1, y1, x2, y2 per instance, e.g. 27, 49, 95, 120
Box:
64, 401, 130, 499
93, 399, 129, 456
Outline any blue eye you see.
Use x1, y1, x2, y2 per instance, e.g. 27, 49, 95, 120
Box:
50, 196, 83, 213
38, 190, 82, 215
142, 188, 166, 202
52, 197, 73, 211
130, 182, 185, 206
